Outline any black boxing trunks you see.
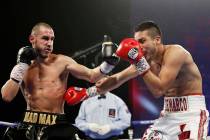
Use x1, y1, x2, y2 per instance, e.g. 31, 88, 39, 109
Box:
2, 110, 86, 140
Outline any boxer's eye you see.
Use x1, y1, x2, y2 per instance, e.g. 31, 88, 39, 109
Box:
51, 37, 55, 41
138, 39, 145, 44
42, 36, 54, 41
42, 36, 50, 41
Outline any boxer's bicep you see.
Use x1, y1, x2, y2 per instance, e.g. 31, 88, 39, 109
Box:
159, 64, 180, 89
64, 56, 99, 82
66, 59, 92, 81
159, 48, 186, 89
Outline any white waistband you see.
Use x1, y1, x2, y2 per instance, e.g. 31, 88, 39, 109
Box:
163, 95, 206, 113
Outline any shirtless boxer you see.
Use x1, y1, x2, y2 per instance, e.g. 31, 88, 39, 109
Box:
69, 21, 209, 140
1, 22, 119, 140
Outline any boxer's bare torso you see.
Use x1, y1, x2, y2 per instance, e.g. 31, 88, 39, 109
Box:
22, 54, 69, 113
149, 45, 202, 97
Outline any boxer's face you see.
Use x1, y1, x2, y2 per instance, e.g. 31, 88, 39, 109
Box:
134, 30, 159, 60
30, 26, 55, 58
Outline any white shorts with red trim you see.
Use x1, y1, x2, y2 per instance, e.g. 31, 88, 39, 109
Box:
142, 95, 209, 140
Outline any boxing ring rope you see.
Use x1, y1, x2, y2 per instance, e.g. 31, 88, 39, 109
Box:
0, 120, 156, 128
1, 118, 210, 127
0, 121, 19, 127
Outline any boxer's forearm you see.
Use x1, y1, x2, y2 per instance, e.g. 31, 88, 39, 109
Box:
142, 71, 167, 98
96, 76, 119, 94
96, 65, 138, 93
89, 67, 106, 83
1, 79, 20, 102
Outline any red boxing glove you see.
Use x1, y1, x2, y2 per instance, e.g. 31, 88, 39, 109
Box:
116, 38, 150, 75
64, 86, 98, 105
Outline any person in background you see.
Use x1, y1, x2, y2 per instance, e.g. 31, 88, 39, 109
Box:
75, 91, 131, 140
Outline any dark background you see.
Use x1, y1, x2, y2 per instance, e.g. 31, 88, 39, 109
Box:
1, 0, 210, 138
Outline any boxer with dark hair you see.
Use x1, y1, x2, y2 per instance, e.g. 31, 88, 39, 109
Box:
1, 22, 119, 140
71, 21, 209, 139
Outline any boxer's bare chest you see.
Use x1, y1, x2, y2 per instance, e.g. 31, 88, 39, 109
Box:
150, 60, 197, 96
24, 61, 68, 92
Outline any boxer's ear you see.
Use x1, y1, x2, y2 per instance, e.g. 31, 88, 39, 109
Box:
155, 36, 161, 44
29, 35, 35, 44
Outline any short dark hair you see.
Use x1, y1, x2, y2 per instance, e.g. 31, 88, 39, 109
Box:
134, 21, 162, 39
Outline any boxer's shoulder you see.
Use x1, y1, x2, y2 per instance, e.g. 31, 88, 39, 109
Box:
55, 54, 73, 61
164, 44, 189, 55
162, 45, 188, 64
48, 54, 70, 63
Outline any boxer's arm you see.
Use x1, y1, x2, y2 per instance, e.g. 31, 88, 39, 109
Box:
64, 65, 138, 105
1, 46, 37, 102
65, 56, 105, 83
142, 46, 186, 98
66, 36, 119, 82
1, 79, 20, 102
96, 65, 139, 93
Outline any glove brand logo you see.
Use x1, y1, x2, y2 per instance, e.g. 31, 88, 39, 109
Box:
128, 48, 138, 60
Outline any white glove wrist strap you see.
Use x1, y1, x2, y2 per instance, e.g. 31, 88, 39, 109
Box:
10, 63, 29, 83
100, 61, 115, 74
135, 57, 150, 75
